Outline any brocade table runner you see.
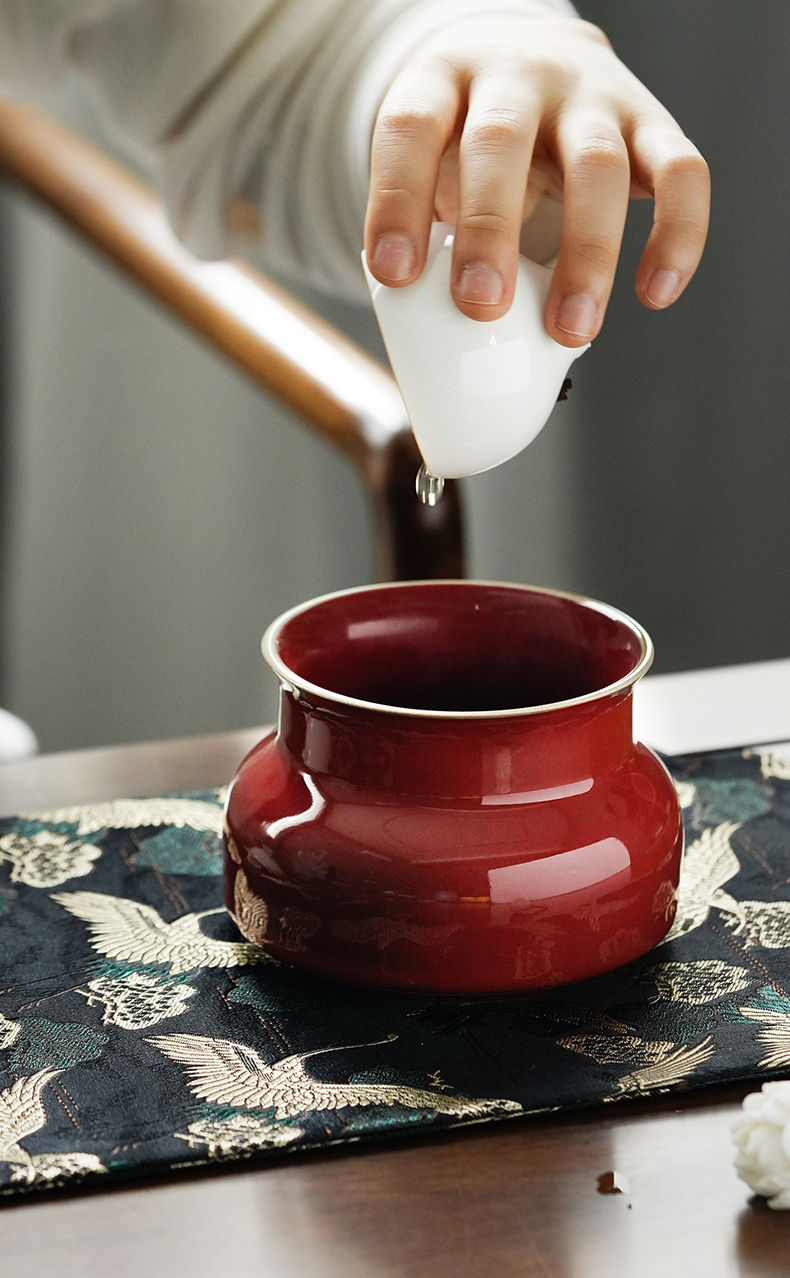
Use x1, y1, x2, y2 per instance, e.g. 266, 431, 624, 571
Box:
1, 746, 790, 1197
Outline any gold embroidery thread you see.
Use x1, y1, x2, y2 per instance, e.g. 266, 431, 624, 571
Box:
660, 821, 742, 944
148, 1032, 522, 1121
50, 891, 270, 975
77, 972, 197, 1029
24, 798, 224, 838
0, 831, 101, 888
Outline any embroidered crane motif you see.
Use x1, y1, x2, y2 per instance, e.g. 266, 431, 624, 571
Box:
50, 891, 270, 975
739, 1005, 790, 1069
0, 1068, 106, 1185
656, 816, 790, 952
174, 1114, 304, 1157
558, 1029, 716, 1095
24, 798, 225, 838
0, 1069, 60, 1178
613, 1038, 716, 1094
660, 822, 742, 944
148, 1033, 522, 1121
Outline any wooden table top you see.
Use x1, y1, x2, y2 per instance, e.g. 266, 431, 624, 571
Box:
1, 722, 789, 1277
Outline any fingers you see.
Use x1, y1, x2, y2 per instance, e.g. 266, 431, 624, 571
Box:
544, 113, 709, 342
449, 76, 540, 319
366, 26, 710, 338
545, 112, 632, 346
630, 124, 710, 310
369, 62, 541, 321
365, 60, 459, 287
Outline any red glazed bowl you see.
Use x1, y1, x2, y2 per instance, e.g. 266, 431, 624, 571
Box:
224, 581, 682, 993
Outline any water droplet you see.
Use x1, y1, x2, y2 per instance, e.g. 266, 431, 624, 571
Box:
416, 464, 444, 506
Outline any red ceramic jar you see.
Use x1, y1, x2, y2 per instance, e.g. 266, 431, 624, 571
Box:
224, 581, 682, 993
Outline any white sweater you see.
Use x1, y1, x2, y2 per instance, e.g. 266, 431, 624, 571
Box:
0, 0, 575, 298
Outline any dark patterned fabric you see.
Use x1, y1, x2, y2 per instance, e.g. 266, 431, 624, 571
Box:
2, 745, 790, 1198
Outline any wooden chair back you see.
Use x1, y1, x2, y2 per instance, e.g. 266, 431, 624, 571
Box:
0, 98, 465, 581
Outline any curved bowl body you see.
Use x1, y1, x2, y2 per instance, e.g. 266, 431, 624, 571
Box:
225, 582, 682, 993
362, 224, 588, 479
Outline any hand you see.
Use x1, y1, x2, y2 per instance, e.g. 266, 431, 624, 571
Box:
364, 14, 710, 345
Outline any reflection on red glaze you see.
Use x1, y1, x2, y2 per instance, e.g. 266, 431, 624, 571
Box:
225, 582, 682, 993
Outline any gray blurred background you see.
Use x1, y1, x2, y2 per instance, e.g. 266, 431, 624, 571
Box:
0, 0, 787, 754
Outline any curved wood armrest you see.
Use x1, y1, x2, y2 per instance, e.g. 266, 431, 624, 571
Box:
0, 97, 464, 579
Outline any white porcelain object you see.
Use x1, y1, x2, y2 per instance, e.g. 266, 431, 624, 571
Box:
0, 707, 38, 762
363, 223, 589, 479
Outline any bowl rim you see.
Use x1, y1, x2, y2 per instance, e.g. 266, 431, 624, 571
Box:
261, 579, 654, 720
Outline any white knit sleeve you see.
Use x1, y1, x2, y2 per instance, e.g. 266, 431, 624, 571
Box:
0, 0, 577, 297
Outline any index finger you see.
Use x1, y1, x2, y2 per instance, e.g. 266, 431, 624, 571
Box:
365, 60, 460, 286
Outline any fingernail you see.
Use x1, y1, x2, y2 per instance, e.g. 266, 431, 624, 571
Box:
556, 294, 598, 339
457, 265, 504, 306
646, 268, 681, 309
371, 233, 415, 282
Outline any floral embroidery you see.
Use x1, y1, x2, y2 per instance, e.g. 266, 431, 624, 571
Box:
0, 831, 101, 888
